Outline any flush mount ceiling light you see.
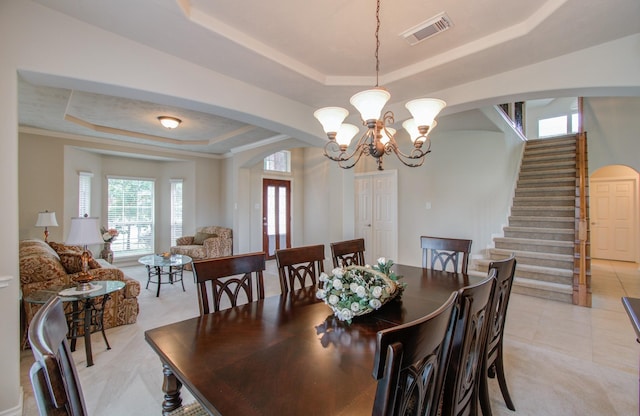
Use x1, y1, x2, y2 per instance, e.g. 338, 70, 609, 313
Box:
158, 116, 182, 129
314, 0, 446, 170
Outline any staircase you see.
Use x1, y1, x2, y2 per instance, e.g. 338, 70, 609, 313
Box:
477, 135, 578, 303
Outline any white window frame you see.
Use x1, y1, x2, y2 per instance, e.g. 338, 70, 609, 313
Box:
106, 176, 155, 256
78, 171, 93, 217
170, 179, 183, 246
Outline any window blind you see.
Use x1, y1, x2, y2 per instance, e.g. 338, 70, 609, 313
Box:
170, 179, 183, 246
107, 177, 155, 256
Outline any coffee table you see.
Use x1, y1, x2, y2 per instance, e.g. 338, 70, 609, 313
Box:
24, 280, 125, 367
138, 254, 192, 297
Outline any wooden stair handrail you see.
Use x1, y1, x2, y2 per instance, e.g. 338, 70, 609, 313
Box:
574, 125, 591, 306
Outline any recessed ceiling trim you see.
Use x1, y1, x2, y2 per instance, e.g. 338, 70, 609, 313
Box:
208, 125, 256, 145
380, 0, 569, 86
181, 2, 327, 85
64, 114, 211, 146
230, 133, 290, 154
180, 0, 568, 87
19, 126, 223, 160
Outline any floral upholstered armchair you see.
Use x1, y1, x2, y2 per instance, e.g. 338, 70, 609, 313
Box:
170, 226, 233, 270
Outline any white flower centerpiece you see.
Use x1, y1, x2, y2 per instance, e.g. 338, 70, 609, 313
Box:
316, 257, 405, 323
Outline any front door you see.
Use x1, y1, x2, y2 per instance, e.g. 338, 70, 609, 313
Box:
591, 178, 637, 261
262, 179, 291, 259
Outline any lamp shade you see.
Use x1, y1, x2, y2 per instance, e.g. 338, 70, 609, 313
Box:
335, 123, 360, 147
379, 127, 396, 145
66, 216, 103, 246
403, 119, 437, 143
35, 211, 58, 227
405, 98, 446, 128
350, 88, 391, 121
314, 107, 349, 135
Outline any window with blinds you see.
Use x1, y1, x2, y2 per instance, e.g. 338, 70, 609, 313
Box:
107, 177, 155, 256
78, 172, 93, 217
170, 179, 183, 246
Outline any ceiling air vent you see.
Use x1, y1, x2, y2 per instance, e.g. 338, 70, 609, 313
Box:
400, 12, 452, 46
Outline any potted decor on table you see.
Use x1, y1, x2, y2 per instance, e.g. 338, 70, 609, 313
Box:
100, 226, 119, 264
316, 257, 404, 324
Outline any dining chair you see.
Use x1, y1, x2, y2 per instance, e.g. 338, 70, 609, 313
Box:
479, 255, 517, 416
441, 272, 496, 416
372, 291, 458, 416
420, 236, 472, 274
29, 296, 88, 416
192, 252, 266, 315
330, 238, 366, 268
275, 244, 325, 293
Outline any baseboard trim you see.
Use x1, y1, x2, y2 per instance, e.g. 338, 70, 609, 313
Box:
0, 386, 23, 416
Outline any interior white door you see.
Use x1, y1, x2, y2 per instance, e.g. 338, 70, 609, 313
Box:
591, 178, 637, 261
355, 171, 398, 265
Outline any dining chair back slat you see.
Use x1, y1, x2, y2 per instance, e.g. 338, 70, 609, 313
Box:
330, 238, 366, 268
192, 252, 266, 315
479, 255, 517, 416
420, 236, 472, 274
275, 244, 325, 293
372, 292, 458, 416
442, 272, 496, 416
29, 296, 87, 416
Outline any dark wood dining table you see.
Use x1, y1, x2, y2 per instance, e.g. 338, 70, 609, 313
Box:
144, 264, 484, 415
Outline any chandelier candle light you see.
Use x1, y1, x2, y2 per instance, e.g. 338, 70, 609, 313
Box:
314, 0, 446, 170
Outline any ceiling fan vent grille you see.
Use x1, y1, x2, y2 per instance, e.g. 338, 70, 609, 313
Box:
401, 12, 452, 46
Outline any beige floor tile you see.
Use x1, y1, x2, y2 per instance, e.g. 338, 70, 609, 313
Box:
19, 259, 640, 415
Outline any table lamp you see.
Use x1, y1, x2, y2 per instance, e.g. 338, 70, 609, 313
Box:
66, 215, 103, 291
35, 210, 58, 242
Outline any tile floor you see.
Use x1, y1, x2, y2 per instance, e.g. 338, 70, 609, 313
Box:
20, 259, 640, 415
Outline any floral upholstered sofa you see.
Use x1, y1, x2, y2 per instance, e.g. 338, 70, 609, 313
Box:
170, 226, 233, 270
20, 239, 140, 332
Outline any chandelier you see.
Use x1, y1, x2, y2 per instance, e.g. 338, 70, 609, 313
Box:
314, 0, 446, 170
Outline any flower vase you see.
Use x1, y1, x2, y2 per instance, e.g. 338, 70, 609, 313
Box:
100, 242, 114, 264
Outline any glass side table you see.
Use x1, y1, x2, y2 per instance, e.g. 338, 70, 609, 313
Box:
24, 280, 125, 367
138, 254, 192, 297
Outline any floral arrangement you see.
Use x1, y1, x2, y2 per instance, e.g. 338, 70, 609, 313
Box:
316, 257, 404, 323
100, 226, 119, 243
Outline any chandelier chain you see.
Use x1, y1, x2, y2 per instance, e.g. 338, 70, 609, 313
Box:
314, 0, 446, 170
375, 0, 380, 87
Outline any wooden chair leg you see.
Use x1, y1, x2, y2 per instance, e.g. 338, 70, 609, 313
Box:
495, 349, 515, 411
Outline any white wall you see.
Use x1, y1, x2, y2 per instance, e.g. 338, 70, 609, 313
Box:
584, 97, 640, 174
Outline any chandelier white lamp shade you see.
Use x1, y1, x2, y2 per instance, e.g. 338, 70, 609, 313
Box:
313, 107, 349, 140
405, 98, 447, 134
402, 118, 438, 144
313, 0, 446, 170
349, 88, 391, 125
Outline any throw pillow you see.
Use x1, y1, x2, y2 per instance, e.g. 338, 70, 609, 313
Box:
49, 241, 83, 255
59, 253, 84, 274
193, 232, 218, 245
59, 253, 102, 274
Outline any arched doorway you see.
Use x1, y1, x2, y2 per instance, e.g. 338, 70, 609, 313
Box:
590, 165, 639, 262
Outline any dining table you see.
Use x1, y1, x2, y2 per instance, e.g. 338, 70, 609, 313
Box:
144, 264, 485, 415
